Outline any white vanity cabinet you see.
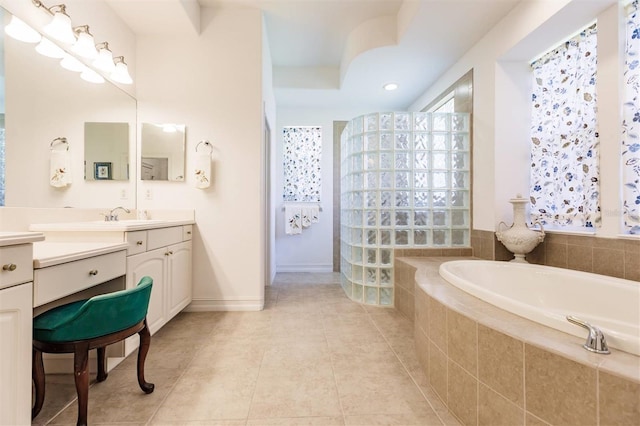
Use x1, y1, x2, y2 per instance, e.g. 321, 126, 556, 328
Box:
0, 234, 44, 426
125, 225, 192, 334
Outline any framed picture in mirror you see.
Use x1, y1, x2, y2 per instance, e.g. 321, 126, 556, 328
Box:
94, 162, 112, 180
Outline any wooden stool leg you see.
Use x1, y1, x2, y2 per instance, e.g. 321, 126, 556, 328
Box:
136, 319, 154, 394
73, 343, 90, 426
96, 347, 108, 382
32, 348, 46, 420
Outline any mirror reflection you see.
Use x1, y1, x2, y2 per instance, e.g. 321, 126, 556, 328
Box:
84, 122, 129, 181
141, 123, 185, 181
0, 9, 137, 208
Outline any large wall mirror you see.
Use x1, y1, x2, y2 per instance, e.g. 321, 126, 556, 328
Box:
141, 123, 185, 181
0, 9, 137, 208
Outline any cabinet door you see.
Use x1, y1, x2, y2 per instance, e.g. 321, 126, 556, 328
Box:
126, 248, 167, 335
0, 283, 32, 426
168, 241, 192, 319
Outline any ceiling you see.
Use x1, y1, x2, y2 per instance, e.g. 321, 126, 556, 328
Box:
106, 0, 522, 111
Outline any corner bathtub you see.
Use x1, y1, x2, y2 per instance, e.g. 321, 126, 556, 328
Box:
439, 260, 640, 356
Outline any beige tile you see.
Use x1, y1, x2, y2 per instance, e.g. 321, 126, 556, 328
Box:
248, 417, 344, 425
599, 371, 640, 425
567, 244, 593, 272
525, 242, 545, 265
32, 374, 86, 426
117, 336, 201, 371
50, 368, 182, 425
415, 288, 429, 336
447, 309, 477, 375
545, 242, 567, 267
478, 383, 523, 426
428, 298, 447, 353
566, 234, 594, 247
524, 412, 551, 426
477, 325, 523, 406
151, 421, 246, 426
524, 344, 597, 426
415, 327, 430, 381
593, 237, 626, 250
624, 249, 640, 281
544, 233, 567, 244
429, 341, 448, 404
447, 360, 478, 426
593, 248, 625, 278
344, 412, 442, 425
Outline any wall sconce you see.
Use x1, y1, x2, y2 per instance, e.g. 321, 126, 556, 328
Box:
60, 53, 85, 72
32, 1, 76, 44
35, 37, 65, 58
4, 16, 41, 43
92, 42, 115, 73
111, 56, 133, 85
80, 67, 105, 84
71, 25, 98, 59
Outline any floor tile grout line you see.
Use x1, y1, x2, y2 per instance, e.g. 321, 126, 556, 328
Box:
366, 309, 447, 426
321, 303, 348, 425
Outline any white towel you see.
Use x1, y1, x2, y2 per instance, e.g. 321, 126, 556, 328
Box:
194, 152, 211, 189
50, 149, 71, 188
302, 205, 319, 227
285, 204, 302, 235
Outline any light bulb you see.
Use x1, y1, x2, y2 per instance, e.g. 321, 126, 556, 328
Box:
80, 67, 105, 84
92, 43, 115, 73
71, 28, 98, 59
110, 57, 133, 84
43, 8, 76, 44
35, 37, 65, 58
4, 16, 41, 43
60, 54, 85, 72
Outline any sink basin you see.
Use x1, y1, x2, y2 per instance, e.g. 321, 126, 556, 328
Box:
91, 219, 167, 225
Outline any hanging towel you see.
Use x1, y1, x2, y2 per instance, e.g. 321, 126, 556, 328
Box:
302, 205, 320, 227
50, 149, 71, 188
285, 204, 302, 235
194, 151, 211, 189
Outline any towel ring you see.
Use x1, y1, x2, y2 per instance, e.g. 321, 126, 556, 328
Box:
195, 140, 213, 154
50, 137, 69, 151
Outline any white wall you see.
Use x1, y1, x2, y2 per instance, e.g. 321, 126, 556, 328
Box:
409, 0, 619, 233
136, 7, 266, 310
274, 107, 371, 272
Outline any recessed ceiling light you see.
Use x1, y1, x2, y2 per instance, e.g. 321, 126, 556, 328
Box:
383, 83, 398, 91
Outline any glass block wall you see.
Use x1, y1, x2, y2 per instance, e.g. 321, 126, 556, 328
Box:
340, 112, 471, 305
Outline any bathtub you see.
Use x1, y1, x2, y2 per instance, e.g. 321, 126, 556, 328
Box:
439, 260, 640, 356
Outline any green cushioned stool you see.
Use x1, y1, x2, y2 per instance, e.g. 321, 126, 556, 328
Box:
32, 276, 154, 426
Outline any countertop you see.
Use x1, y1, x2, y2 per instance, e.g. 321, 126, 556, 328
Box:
29, 219, 194, 232
0, 231, 45, 247
33, 241, 129, 268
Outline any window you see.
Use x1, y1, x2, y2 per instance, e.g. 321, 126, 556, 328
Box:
623, 1, 640, 234
429, 92, 455, 113
529, 24, 600, 228
282, 126, 322, 202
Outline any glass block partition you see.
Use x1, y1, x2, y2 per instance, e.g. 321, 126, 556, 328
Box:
340, 112, 471, 305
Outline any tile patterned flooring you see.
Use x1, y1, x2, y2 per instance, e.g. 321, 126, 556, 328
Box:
33, 273, 460, 426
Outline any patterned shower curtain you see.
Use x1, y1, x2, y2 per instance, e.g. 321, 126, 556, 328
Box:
529, 24, 600, 228
623, 1, 640, 234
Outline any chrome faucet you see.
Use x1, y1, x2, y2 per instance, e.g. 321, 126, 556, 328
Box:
103, 206, 131, 222
566, 316, 610, 354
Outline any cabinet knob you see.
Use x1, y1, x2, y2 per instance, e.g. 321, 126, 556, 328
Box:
187, 231, 192, 235
89, 269, 99, 276
2, 263, 17, 271
136, 241, 144, 246
165, 252, 170, 256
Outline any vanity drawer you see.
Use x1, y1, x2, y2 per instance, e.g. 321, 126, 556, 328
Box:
182, 225, 193, 241
147, 227, 182, 251
125, 231, 147, 256
33, 250, 126, 307
0, 244, 33, 290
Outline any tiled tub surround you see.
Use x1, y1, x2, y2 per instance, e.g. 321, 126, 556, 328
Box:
471, 229, 640, 282
396, 257, 640, 426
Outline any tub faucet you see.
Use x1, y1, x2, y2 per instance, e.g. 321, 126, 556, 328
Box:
103, 206, 131, 222
566, 316, 610, 354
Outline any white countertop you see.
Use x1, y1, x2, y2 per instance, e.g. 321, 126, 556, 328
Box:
0, 231, 45, 247
33, 241, 129, 268
29, 219, 194, 232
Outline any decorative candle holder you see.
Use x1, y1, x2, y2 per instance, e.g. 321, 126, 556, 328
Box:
496, 194, 545, 263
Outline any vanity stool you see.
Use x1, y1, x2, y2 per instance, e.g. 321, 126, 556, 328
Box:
32, 276, 155, 426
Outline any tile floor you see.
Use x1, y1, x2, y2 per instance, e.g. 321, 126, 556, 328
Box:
33, 273, 460, 426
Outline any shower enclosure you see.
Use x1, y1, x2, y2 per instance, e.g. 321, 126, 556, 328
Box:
340, 112, 471, 305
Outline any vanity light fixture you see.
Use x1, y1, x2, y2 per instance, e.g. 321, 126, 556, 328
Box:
71, 25, 98, 59
383, 82, 399, 91
4, 16, 41, 43
60, 53, 85, 72
32, 1, 76, 44
80, 67, 105, 84
92, 42, 116, 73
111, 56, 133, 85
35, 37, 65, 58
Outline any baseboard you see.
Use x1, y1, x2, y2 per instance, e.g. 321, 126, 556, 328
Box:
185, 298, 264, 312
276, 264, 333, 272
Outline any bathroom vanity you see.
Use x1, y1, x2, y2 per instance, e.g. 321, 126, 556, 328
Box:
0, 231, 45, 425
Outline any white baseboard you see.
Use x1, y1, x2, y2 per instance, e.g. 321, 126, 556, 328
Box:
276, 264, 333, 273
185, 299, 264, 312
